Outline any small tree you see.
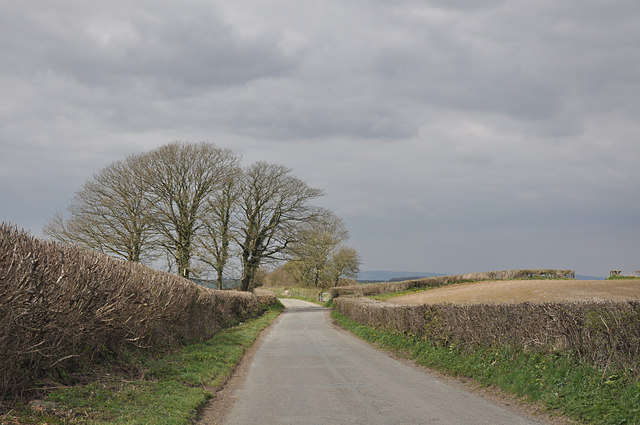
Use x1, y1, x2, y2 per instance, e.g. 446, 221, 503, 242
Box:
327, 246, 361, 287
287, 211, 349, 288
264, 265, 297, 287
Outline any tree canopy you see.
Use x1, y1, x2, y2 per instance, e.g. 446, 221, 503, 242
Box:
45, 142, 358, 291
283, 212, 360, 288
237, 162, 323, 291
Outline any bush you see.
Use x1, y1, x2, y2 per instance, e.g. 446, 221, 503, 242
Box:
0, 223, 277, 400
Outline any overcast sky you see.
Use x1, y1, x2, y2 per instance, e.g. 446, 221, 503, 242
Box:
1, 0, 639, 277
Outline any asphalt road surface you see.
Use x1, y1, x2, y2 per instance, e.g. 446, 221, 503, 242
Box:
216, 299, 544, 425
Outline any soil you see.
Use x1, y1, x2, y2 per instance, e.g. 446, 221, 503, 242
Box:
388, 279, 640, 305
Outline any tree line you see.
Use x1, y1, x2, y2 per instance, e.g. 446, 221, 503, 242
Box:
45, 142, 359, 291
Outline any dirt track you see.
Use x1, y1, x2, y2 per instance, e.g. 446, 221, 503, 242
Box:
388, 279, 640, 305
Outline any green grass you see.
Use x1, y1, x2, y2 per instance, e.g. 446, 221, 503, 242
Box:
332, 310, 640, 425
607, 275, 640, 280
6, 305, 282, 425
264, 286, 325, 304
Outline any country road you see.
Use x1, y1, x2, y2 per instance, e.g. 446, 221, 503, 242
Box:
201, 299, 546, 425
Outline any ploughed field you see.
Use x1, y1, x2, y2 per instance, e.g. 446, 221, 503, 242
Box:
388, 279, 640, 305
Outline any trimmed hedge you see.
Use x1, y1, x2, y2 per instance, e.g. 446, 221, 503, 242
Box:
334, 296, 640, 373
0, 223, 277, 399
330, 269, 575, 298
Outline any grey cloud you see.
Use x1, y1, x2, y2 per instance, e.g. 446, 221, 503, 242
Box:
1, 2, 293, 93
369, 0, 640, 137
219, 95, 420, 140
375, 47, 559, 121
1, 0, 639, 276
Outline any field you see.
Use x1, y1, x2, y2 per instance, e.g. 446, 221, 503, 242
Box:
388, 279, 640, 305
334, 274, 640, 425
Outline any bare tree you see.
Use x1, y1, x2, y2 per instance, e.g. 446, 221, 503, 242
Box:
141, 142, 239, 278
43, 142, 347, 289
236, 162, 323, 291
43, 154, 157, 263
197, 173, 241, 289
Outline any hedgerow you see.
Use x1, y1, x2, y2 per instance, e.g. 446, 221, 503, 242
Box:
330, 269, 575, 298
0, 223, 277, 400
334, 296, 640, 373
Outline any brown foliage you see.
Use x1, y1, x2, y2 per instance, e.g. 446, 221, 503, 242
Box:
264, 266, 297, 287
330, 269, 576, 298
0, 223, 277, 399
335, 296, 640, 372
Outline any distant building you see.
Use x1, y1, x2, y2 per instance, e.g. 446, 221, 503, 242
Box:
610, 270, 622, 277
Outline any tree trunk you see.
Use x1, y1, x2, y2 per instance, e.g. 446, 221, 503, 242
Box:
176, 246, 190, 278
240, 275, 251, 292
241, 257, 259, 292
216, 268, 224, 290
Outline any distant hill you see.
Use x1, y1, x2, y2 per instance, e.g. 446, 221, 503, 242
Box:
357, 270, 446, 283
576, 274, 605, 281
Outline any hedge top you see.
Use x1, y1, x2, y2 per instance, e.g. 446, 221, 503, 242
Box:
330, 269, 575, 298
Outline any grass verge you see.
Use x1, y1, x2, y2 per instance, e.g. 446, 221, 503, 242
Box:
263, 286, 324, 304
4, 305, 282, 425
332, 310, 640, 425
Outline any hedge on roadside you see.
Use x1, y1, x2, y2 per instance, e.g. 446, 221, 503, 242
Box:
334, 296, 640, 373
0, 223, 278, 400
330, 269, 575, 298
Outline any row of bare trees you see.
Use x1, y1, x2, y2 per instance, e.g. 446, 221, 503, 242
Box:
45, 142, 358, 291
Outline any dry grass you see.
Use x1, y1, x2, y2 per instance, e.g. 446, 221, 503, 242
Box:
388, 279, 640, 305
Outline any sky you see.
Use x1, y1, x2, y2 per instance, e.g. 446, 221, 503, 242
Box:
1, 0, 639, 277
